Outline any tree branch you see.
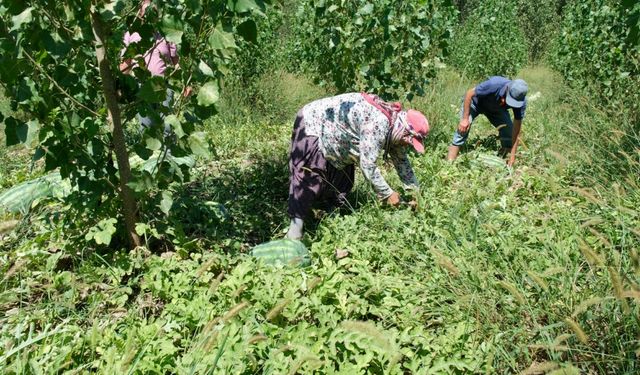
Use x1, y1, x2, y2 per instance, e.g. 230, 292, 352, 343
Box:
22, 51, 101, 117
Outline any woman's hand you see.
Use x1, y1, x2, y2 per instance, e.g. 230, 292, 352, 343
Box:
386, 191, 401, 207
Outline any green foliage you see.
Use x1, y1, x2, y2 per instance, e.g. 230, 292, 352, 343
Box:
293, 0, 457, 100
0, 0, 268, 245
624, 0, 640, 46
549, 0, 640, 123
452, 0, 482, 21
517, 0, 561, 61
448, 0, 528, 79
1, 67, 638, 374
454, 0, 562, 61
225, 2, 287, 95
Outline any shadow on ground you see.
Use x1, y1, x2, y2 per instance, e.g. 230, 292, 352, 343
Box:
169, 156, 290, 249
169, 155, 378, 250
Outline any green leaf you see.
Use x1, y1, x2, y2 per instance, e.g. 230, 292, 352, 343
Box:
128, 171, 155, 192
159, 191, 173, 215
138, 77, 166, 103
145, 137, 162, 151
231, 0, 263, 13
237, 19, 258, 43
185, 0, 203, 13
197, 81, 220, 106
161, 14, 184, 44
10, 7, 33, 31
359, 4, 374, 15
167, 154, 195, 167
99, 0, 126, 21
17, 77, 42, 104
134, 143, 153, 160
85, 218, 118, 246
164, 115, 184, 138
4, 117, 28, 146
135, 222, 150, 236
198, 60, 215, 77
208, 26, 237, 50
188, 132, 209, 157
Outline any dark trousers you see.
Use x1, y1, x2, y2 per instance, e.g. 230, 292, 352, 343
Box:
287, 111, 355, 220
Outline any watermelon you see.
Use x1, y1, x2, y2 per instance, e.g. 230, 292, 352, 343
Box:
250, 239, 311, 267
475, 153, 507, 169
0, 171, 71, 214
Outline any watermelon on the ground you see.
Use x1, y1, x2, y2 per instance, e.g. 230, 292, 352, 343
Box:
250, 239, 311, 267
0, 171, 71, 214
475, 153, 507, 168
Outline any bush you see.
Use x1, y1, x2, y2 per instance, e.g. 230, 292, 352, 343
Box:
448, 0, 528, 80
549, 0, 640, 124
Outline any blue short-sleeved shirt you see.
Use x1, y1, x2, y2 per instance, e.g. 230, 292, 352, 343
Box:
473, 76, 526, 120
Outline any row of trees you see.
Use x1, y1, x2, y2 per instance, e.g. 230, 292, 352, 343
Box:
550, 0, 639, 124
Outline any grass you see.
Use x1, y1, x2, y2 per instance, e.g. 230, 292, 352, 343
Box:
0, 66, 638, 373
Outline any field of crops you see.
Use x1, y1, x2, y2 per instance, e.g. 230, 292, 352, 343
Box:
1, 0, 639, 373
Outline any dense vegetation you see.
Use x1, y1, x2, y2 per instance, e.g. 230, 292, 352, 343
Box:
449, 0, 527, 79
549, 0, 640, 124
1, 0, 639, 373
293, 0, 456, 100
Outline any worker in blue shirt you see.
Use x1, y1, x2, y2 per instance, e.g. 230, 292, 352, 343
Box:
447, 76, 528, 166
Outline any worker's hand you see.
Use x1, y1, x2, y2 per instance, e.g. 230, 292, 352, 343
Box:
386, 192, 401, 207
457, 118, 470, 134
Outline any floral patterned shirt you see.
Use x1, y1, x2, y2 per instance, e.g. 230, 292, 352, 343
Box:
301, 93, 419, 199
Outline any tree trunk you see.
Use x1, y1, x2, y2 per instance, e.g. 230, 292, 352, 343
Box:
91, 12, 142, 248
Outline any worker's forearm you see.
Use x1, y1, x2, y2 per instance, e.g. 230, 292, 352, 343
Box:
509, 120, 522, 165
462, 88, 474, 119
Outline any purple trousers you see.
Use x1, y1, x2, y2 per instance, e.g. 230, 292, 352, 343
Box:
288, 111, 355, 220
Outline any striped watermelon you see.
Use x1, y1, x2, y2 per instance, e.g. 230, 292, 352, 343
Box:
476, 153, 507, 169
250, 239, 311, 267
0, 171, 70, 214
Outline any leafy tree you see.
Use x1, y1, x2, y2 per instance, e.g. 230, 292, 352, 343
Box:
448, 0, 527, 80
292, 0, 457, 100
452, 0, 481, 21
623, 0, 640, 46
453, 0, 562, 63
517, 0, 561, 62
223, 1, 288, 117
0, 0, 266, 248
549, 0, 640, 123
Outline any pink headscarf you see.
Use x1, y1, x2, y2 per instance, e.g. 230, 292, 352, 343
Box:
361, 93, 402, 125
361, 93, 429, 153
